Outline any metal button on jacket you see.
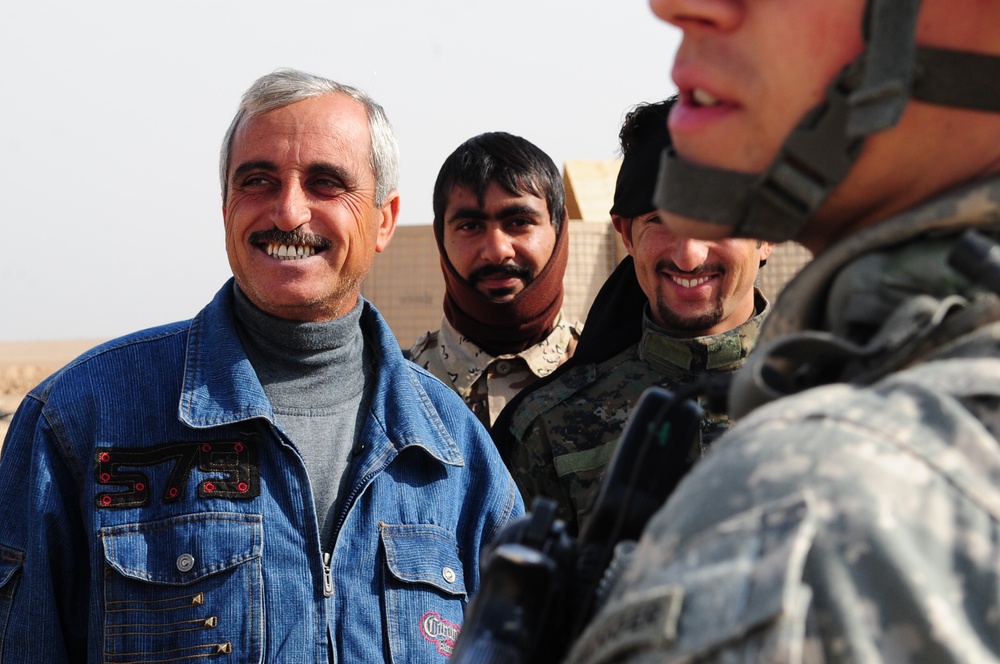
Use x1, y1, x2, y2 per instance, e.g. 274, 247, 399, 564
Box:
442, 567, 456, 584
176, 553, 195, 572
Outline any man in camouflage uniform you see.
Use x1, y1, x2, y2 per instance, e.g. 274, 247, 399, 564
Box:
499, 99, 773, 535
567, 1, 1000, 662
409, 132, 583, 429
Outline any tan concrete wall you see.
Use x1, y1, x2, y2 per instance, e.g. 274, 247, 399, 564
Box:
760, 242, 812, 305
564, 160, 622, 221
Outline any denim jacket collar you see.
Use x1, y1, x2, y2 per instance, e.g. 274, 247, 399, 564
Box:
178, 281, 464, 468
358, 299, 465, 468
179, 281, 273, 429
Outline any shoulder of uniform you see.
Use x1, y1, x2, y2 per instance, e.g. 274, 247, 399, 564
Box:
408, 329, 440, 359
509, 361, 600, 439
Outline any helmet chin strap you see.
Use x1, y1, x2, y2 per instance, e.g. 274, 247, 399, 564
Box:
912, 47, 1000, 113
654, 0, 1000, 244
653, 61, 865, 243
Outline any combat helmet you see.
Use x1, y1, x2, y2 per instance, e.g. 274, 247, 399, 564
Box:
654, 0, 1000, 243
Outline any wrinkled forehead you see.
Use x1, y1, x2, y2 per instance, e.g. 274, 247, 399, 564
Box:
229, 95, 372, 176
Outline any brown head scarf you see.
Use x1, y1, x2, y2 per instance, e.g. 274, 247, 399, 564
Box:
436, 214, 569, 357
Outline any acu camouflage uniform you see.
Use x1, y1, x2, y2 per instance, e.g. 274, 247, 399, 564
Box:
567, 178, 1000, 664
409, 314, 582, 429
509, 292, 768, 535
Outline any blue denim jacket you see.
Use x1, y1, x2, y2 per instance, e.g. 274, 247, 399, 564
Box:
0, 282, 524, 663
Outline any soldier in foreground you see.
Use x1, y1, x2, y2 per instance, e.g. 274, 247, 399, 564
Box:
566, 0, 1000, 662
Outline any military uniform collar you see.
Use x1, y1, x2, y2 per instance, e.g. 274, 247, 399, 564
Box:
638, 291, 769, 374
728, 177, 1000, 419
439, 314, 580, 393
754, 177, 1000, 347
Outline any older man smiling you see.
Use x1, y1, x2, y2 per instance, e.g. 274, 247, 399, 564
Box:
0, 68, 523, 663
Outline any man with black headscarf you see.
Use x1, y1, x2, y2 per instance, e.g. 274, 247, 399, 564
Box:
498, 98, 773, 535
409, 132, 583, 429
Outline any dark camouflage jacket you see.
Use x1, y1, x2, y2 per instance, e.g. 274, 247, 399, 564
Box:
507, 294, 769, 535
568, 178, 1000, 664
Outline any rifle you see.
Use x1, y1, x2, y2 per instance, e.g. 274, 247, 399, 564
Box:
451, 385, 705, 663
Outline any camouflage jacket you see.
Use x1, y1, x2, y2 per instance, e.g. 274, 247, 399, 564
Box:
408, 314, 582, 429
507, 293, 769, 535
568, 178, 1000, 664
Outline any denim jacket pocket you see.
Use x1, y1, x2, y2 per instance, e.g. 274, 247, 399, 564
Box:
0, 545, 24, 661
100, 512, 263, 664
381, 523, 467, 662
568, 493, 818, 664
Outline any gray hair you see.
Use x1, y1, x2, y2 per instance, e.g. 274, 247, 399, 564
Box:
219, 68, 400, 206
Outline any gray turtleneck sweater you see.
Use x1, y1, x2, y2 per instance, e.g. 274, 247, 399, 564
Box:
232, 284, 374, 548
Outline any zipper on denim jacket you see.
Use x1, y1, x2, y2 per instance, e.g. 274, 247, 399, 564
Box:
322, 441, 393, 600
322, 552, 334, 597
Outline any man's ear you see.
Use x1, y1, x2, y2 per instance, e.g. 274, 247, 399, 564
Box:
758, 240, 775, 262
612, 214, 636, 255
375, 191, 401, 253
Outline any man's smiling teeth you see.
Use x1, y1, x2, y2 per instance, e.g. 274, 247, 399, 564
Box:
673, 275, 711, 288
266, 243, 316, 260
692, 88, 720, 107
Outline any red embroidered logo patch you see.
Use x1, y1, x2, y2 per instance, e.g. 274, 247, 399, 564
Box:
420, 611, 460, 657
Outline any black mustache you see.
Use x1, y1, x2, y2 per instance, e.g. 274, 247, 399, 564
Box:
468, 263, 533, 284
249, 229, 331, 249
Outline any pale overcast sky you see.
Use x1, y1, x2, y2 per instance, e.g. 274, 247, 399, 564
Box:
1, 1, 679, 342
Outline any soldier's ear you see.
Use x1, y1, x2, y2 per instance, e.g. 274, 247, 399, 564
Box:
613, 215, 636, 254
758, 240, 775, 262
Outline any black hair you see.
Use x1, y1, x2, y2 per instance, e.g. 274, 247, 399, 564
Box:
610, 95, 678, 219
433, 131, 565, 236
619, 95, 678, 158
